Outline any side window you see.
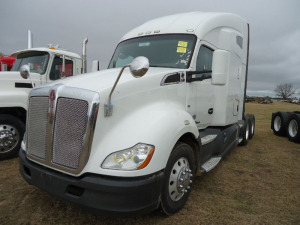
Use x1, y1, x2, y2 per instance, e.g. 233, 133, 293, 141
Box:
196, 46, 213, 79
50, 56, 74, 80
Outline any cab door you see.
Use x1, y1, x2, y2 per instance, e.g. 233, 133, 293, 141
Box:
187, 43, 215, 129
48, 55, 75, 81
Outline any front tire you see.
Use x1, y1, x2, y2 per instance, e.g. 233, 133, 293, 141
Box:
161, 142, 195, 215
0, 114, 25, 160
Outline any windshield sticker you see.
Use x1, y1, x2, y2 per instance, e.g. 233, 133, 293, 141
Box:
178, 41, 188, 47
139, 42, 150, 47
177, 47, 187, 53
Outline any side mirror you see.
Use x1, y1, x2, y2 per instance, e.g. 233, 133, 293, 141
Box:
104, 56, 149, 117
20, 65, 30, 79
129, 56, 149, 78
211, 50, 229, 85
20, 64, 35, 88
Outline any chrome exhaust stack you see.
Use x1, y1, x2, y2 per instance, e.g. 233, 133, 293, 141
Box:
28, 30, 33, 49
82, 38, 88, 73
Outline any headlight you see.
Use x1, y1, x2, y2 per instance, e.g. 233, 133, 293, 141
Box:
101, 143, 155, 170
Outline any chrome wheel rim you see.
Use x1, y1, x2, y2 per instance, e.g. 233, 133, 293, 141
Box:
251, 121, 255, 135
288, 119, 298, 138
0, 124, 20, 153
245, 122, 249, 140
274, 116, 281, 132
168, 157, 192, 201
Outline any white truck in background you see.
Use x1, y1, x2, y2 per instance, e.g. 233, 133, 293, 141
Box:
20, 12, 255, 215
0, 34, 95, 159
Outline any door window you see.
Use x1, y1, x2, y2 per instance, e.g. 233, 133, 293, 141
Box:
50, 56, 74, 80
195, 46, 213, 79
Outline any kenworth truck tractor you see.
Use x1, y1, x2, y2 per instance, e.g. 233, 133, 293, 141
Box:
0, 38, 93, 159
19, 12, 255, 215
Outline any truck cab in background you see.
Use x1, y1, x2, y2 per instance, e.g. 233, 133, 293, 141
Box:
0, 39, 91, 159
20, 12, 255, 216
0, 55, 16, 71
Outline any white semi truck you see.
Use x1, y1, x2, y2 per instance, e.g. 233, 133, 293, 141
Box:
19, 12, 255, 215
0, 38, 92, 159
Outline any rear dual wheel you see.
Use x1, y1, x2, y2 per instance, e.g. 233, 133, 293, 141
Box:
247, 114, 255, 139
271, 112, 289, 136
287, 113, 300, 143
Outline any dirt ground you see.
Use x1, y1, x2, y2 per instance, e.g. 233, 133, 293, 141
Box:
0, 101, 299, 225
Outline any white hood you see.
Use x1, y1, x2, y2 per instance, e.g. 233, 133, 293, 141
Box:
45, 67, 181, 93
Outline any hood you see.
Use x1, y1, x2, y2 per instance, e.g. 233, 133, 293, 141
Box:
0, 71, 41, 81
0, 71, 41, 90
46, 67, 181, 93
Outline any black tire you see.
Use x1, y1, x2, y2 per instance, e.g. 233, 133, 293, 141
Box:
239, 116, 250, 146
0, 114, 25, 160
247, 114, 255, 139
271, 112, 288, 136
161, 142, 196, 216
286, 113, 300, 143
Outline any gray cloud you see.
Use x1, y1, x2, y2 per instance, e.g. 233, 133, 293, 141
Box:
1, 0, 299, 97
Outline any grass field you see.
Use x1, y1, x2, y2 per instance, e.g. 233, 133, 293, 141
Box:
0, 101, 299, 225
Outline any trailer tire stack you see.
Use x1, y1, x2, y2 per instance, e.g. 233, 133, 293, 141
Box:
271, 111, 300, 143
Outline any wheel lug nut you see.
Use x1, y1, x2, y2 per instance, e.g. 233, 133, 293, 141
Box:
189, 174, 193, 177
180, 178, 184, 181
189, 169, 192, 173
179, 185, 183, 188
184, 189, 187, 193
187, 186, 190, 189
182, 172, 186, 175
189, 180, 193, 183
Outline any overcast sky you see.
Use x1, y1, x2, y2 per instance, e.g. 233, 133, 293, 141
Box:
1, 0, 299, 97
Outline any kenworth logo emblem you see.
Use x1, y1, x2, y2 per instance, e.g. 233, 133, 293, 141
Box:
49, 90, 56, 108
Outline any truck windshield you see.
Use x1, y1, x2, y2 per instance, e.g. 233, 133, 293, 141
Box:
108, 34, 196, 69
11, 51, 49, 74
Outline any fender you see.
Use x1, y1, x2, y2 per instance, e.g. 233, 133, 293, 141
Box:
83, 102, 199, 177
0, 72, 42, 110
0, 91, 30, 110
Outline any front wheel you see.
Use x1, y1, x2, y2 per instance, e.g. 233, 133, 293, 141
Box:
161, 142, 195, 215
0, 114, 25, 160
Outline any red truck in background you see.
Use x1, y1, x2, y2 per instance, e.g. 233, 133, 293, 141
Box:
0, 55, 16, 71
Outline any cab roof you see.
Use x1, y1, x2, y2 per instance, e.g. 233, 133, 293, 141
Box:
121, 12, 247, 41
12, 47, 81, 59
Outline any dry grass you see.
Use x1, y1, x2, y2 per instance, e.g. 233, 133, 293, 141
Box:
0, 101, 299, 225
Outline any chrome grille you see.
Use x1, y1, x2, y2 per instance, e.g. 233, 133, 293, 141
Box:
52, 98, 89, 169
27, 97, 49, 159
26, 84, 100, 175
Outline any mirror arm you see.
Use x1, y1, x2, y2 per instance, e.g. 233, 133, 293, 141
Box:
29, 76, 35, 89
105, 65, 129, 117
108, 65, 129, 104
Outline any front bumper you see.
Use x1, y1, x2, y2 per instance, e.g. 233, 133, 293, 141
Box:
19, 150, 164, 215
